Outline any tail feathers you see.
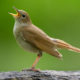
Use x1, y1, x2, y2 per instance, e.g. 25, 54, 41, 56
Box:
66, 46, 80, 53
52, 39, 80, 53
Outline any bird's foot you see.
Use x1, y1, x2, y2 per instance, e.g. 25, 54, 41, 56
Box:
22, 67, 40, 72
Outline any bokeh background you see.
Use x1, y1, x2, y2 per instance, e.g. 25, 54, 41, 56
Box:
0, 0, 80, 72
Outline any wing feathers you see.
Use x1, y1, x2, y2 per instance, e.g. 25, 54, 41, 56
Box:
49, 50, 62, 58
21, 25, 62, 58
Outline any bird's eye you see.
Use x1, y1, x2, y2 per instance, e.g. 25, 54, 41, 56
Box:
22, 14, 26, 18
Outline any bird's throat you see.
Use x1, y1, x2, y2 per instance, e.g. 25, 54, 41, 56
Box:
13, 21, 28, 36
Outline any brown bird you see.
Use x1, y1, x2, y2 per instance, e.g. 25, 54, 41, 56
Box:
9, 7, 80, 71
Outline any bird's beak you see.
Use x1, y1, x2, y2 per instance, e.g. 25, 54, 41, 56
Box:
9, 7, 21, 18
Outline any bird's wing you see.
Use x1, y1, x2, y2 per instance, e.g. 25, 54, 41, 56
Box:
21, 25, 62, 58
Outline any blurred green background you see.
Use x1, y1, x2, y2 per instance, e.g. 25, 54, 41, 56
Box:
0, 0, 80, 72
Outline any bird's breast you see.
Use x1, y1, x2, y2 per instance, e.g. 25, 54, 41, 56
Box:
13, 22, 39, 53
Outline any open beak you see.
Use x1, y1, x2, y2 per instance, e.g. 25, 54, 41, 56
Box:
9, 7, 21, 18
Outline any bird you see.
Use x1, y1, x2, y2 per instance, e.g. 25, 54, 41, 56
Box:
9, 7, 80, 71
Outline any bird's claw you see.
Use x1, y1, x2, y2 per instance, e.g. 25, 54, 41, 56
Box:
22, 68, 40, 72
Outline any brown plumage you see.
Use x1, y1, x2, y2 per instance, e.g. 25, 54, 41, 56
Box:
54, 39, 80, 53
21, 24, 62, 58
9, 7, 80, 71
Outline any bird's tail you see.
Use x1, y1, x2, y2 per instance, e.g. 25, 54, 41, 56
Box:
67, 46, 80, 53
53, 39, 80, 53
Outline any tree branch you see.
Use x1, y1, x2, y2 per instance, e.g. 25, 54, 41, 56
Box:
0, 70, 80, 80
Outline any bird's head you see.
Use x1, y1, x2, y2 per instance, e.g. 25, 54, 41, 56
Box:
9, 7, 31, 24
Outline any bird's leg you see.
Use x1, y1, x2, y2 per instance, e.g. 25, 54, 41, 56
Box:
30, 51, 42, 71
32, 54, 42, 68
22, 51, 42, 72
